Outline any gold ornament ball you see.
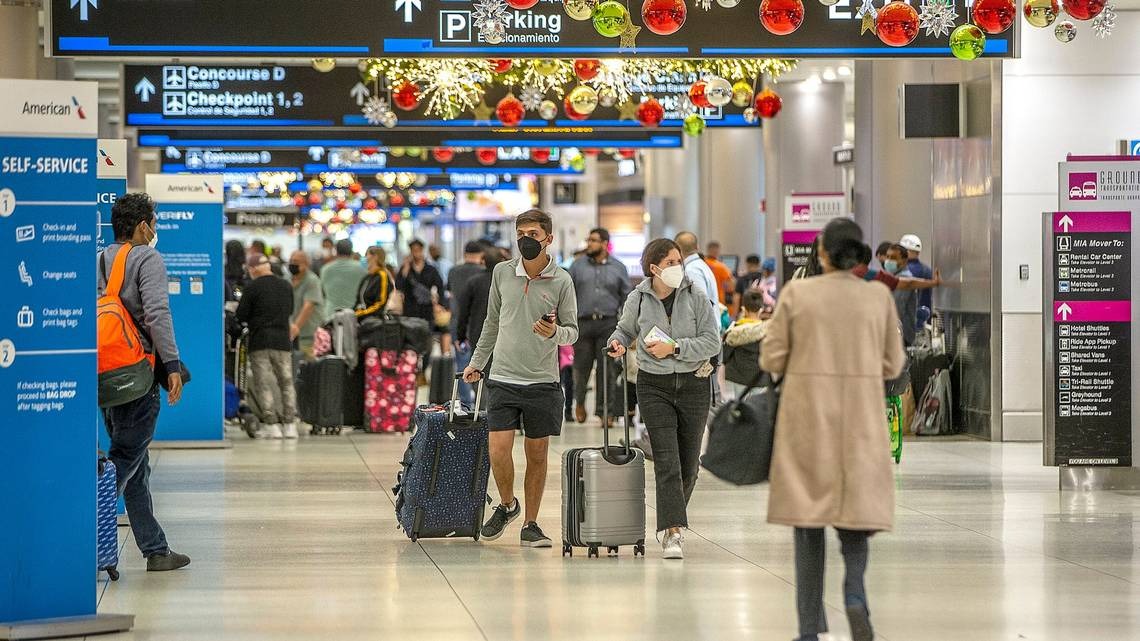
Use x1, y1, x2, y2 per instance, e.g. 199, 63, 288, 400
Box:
307, 179, 324, 192
1023, 0, 1060, 27
731, 80, 753, 108
565, 0, 596, 20
533, 59, 561, 76
1054, 19, 1076, 42
598, 86, 619, 108
390, 147, 406, 157
568, 85, 600, 115
538, 99, 559, 120
311, 58, 336, 73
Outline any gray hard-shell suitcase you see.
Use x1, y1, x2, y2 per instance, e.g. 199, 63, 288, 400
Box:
561, 351, 646, 558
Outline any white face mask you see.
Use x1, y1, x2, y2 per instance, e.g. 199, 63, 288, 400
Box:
655, 264, 685, 289
146, 223, 158, 249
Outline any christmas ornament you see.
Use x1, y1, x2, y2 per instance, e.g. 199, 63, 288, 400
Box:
532, 148, 552, 163
636, 97, 666, 128
520, 84, 545, 110
1091, 2, 1115, 36
380, 112, 398, 128
538, 99, 559, 120
593, 1, 629, 37
683, 114, 706, 136
308, 192, 323, 205
598, 86, 619, 108
362, 96, 393, 126
488, 58, 514, 74
877, 0, 920, 46
567, 154, 586, 172
565, 0, 596, 20
533, 59, 561, 76
483, 22, 507, 44
619, 149, 636, 159
731, 80, 754, 107
393, 81, 422, 111
363, 197, 379, 210
349, 182, 363, 194
619, 15, 643, 50
688, 79, 712, 109
704, 76, 733, 107
389, 147, 406, 158
472, 100, 494, 123
476, 148, 498, 165
819, 0, 840, 5
1061, 0, 1104, 20
568, 85, 600, 114
574, 59, 603, 81
949, 23, 986, 59
496, 94, 526, 127
972, 0, 1016, 34
754, 88, 782, 119
294, 194, 306, 207
918, 0, 958, 37
857, 0, 878, 34
1054, 19, 1077, 40
361, 146, 379, 155
642, 0, 688, 35
617, 100, 640, 121
506, 0, 538, 8
759, 0, 805, 35
717, 0, 742, 6
564, 96, 590, 120
743, 108, 759, 124
311, 58, 336, 73
432, 147, 455, 163
473, 0, 512, 42
1023, 0, 1060, 26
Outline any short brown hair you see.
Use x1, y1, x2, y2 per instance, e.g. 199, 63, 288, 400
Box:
516, 208, 553, 236
741, 290, 765, 313
641, 238, 681, 276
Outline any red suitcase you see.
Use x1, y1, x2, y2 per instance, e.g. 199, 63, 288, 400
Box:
363, 348, 418, 433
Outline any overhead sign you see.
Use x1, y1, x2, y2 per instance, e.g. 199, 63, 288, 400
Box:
225, 210, 299, 227
160, 146, 574, 174
50, 0, 1017, 58
783, 191, 848, 230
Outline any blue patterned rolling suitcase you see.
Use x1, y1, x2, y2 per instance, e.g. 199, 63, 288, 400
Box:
393, 376, 490, 541
97, 457, 120, 580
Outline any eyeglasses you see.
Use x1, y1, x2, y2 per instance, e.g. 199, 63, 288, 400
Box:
586, 237, 604, 244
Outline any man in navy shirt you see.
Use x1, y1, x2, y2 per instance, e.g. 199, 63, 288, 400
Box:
900, 234, 932, 329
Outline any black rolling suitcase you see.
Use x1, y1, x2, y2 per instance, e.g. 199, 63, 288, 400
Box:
297, 355, 349, 435
427, 354, 456, 404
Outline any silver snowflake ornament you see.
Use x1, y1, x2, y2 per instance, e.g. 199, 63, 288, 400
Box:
676, 94, 698, 118
856, 0, 877, 19
473, 0, 511, 39
1092, 3, 1116, 38
519, 84, 545, 111
919, 0, 957, 38
362, 96, 392, 126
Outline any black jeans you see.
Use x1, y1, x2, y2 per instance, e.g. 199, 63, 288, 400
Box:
794, 527, 872, 639
560, 365, 574, 414
573, 317, 620, 417
101, 385, 170, 558
636, 370, 711, 531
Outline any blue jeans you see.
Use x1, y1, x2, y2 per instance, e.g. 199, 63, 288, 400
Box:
101, 385, 169, 558
454, 342, 474, 406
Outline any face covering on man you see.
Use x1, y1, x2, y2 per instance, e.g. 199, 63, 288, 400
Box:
288, 264, 302, 276
146, 223, 159, 249
517, 236, 546, 261
883, 259, 900, 274
654, 265, 685, 289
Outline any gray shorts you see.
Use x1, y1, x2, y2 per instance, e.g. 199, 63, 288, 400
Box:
486, 380, 564, 439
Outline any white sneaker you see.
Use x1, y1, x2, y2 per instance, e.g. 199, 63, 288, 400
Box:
662, 531, 684, 560
258, 423, 283, 439
282, 423, 299, 439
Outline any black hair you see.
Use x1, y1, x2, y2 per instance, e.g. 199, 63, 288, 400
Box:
483, 246, 505, 270
408, 238, 425, 249
250, 239, 267, 253
322, 236, 335, 246
886, 243, 908, 259
224, 239, 246, 283
335, 239, 354, 256
820, 218, 867, 271
111, 192, 155, 241
741, 290, 765, 313
745, 254, 761, 265
805, 238, 822, 277
858, 243, 873, 266
589, 227, 610, 243
875, 241, 893, 258
516, 209, 553, 236
641, 238, 681, 277
464, 241, 484, 254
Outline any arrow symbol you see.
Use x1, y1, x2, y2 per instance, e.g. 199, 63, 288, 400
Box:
395, 0, 422, 23
134, 76, 156, 102
1059, 215, 1075, 232
1057, 302, 1074, 321
70, 0, 97, 21
350, 82, 370, 106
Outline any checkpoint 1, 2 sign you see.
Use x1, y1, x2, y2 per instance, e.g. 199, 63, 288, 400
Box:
49, 0, 1017, 59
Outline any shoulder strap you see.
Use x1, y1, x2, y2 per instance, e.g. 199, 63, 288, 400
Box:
104, 244, 134, 298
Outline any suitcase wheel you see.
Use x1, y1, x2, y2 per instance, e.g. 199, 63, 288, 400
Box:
587, 545, 599, 559
634, 541, 646, 557
562, 542, 572, 558
607, 546, 619, 556
106, 567, 119, 581
241, 415, 258, 439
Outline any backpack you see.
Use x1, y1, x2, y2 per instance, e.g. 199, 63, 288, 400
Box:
97, 244, 155, 408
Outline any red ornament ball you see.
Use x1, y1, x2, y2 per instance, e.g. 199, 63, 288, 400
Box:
476, 148, 498, 166
505, 0, 538, 8
1061, 0, 1104, 20
973, 0, 1017, 33
348, 182, 362, 194
389, 192, 406, 207
619, 149, 636, 159
363, 197, 379, 210
496, 94, 526, 127
754, 88, 782, 119
393, 81, 421, 111
574, 59, 602, 81
308, 192, 323, 205
759, 0, 804, 35
564, 97, 590, 121
336, 199, 348, 211
431, 147, 455, 163
583, 148, 600, 157
531, 148, 552, 164
688, 80, 712, 109
293, 194, 306, 207
361, 146, 379, 156
876, 0, 920, 46
636, 98, 666, 128
487, 58, 513, 74
641, 0, 687, 35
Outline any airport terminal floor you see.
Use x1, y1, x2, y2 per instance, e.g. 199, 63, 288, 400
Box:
95, 421, 1140, 641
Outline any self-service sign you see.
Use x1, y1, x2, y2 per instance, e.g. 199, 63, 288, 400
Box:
1046, 211, 1132, 467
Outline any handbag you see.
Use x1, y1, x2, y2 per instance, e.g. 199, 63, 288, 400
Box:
701, 372, 777, 485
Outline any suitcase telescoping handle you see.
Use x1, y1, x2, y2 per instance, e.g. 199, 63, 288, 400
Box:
603, 347, 634, 464
449, 372, 485, 423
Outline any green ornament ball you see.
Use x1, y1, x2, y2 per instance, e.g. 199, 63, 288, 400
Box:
569, 153, 587, 172
593, 0, 629, 38
949, 24, 986, 60
683, 113, 706, 136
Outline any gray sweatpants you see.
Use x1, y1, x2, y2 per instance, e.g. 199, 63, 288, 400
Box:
250, 349, 297, 425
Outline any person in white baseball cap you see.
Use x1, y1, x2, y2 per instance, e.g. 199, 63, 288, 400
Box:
899, 234, 932, 328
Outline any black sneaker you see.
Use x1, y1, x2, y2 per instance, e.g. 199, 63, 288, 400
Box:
520, 522, 552, 548
481, 499, 520, 541
146, 550, 191, 572
845, 602, 874, 641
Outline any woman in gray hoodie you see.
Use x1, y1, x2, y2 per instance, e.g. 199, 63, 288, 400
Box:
608, 238, 722, 560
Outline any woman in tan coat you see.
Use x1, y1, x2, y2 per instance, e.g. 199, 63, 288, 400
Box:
760, 218, 906, 641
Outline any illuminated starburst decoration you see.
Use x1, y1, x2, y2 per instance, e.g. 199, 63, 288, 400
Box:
1092, 3, 1116, 38
519, 84, 545, 110
918, 0, 957, 38
523, 60, 575, 97
361, 96, 391, 126
472, 0, 511, 43
586, 59, 633, 106
398, 60, 491, 120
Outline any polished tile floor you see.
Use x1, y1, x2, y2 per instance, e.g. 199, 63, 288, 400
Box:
95, 422, 1140, 641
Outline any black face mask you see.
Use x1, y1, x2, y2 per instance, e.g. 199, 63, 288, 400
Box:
287, 264, 302, 276
517, 236, 544, 261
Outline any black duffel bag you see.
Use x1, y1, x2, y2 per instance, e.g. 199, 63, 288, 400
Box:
701, 373, 778, 486
358, 314, 433, 357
